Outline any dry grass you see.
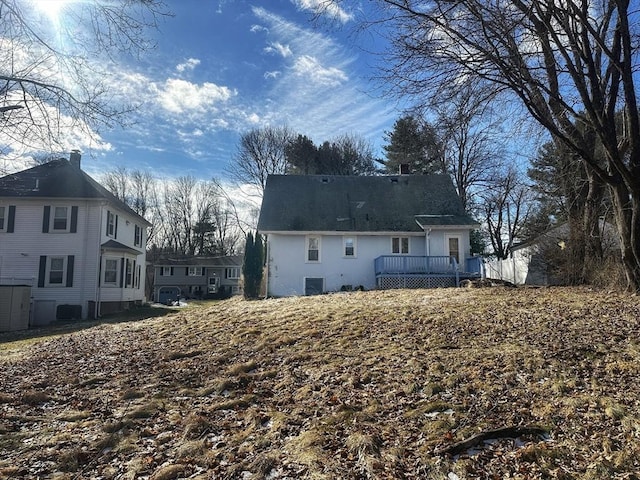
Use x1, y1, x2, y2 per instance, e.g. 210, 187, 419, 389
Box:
1, 287, 640, 479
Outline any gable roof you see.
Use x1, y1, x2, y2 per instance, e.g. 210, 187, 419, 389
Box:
0, 159, 150, 225
257, 174, 478, 233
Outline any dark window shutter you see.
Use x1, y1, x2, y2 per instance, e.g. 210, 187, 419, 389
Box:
66, 256, 74, 287
106, 210, 110, 232
38, 256, 47, 287
133, 260, 137, 287
186, 267, 189, 275
42, 206, 50, 233
114, 215, 118, 239
170, 267, 174, 275
70, 206, 78, 233
159, 267, 163, 276
7, 205, 15, 233
120, 258, 125, 287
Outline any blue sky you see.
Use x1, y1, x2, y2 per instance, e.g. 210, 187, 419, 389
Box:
9, 0, 400, 180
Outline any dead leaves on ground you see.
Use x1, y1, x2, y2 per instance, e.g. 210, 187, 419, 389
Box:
1, 287, 640, 478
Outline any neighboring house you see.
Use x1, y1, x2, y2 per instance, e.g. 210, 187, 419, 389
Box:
485, 220, 619, 285
0, 153, 150, 324
257, 174, 482, 297
152, 255, 242, 303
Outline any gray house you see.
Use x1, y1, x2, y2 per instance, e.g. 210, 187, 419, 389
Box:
257, 174, 482, 296
152, 255, 242, 303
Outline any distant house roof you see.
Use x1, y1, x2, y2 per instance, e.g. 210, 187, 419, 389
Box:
154, 255, 242, 267
0, 159, 150, 226
257, 174, 478, 233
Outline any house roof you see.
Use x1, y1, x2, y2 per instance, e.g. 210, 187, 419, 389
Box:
154, 255, 242, 267
0, 159, 150, 226
257, 174, 478, 233
101, 240, 143, 256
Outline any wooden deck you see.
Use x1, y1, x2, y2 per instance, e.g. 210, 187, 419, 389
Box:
374, 255, 483, 288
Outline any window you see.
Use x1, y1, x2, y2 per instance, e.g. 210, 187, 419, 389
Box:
38, 255, 74, 288
188, 266, 203, 276
49, 257, 65, 285
0, 206, 4, 230
306, 236, 320, 262
106, 211, 117, 237
42, 206, 77, 233
343, 236, 356, 257
136, 265, 142, 289
162, 266, 172, 276
134, 224, 142, 246
225, 267, 240, 279
104, 258, 118, 285
53, 207, 68, 230
392, 236, 409, 254
304, 277, 324, 295
125, 259, 133, 287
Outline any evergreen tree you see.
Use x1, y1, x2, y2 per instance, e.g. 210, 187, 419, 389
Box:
242, 232, 264, 299
382, 115, 445, 175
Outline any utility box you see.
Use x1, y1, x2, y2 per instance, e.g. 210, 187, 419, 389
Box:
0, 285, 31, 332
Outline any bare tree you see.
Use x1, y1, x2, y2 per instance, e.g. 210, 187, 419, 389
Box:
227, 126, 295, 195
481, 166, 535, 260
433, 83, 504, 211
0, 0, 170, 155
338, 0, 640, 290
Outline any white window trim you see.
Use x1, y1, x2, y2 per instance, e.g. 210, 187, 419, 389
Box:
125, 259, 133, 287
0, 206, 5, 232
51, 206, 71, 233
106, 211, 116, 238
343, 236, 357, 258
306, 235, 321, 263
103, 257, 119, 286
46, 256, 67, 287
188, 266, 203, 276
225, 267, 240, 279
391, 236, 410, 255
162, 266, 172, 276
134, 224, 142, 247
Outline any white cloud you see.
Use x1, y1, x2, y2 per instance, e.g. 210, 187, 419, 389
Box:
250, 24, 268, 33
264, 42, 292, 57
154, 78, 235, 114
264, 70, 281, 79
292, 0, 353, 23
176, 58, 201, 72
292, 55, 348, 86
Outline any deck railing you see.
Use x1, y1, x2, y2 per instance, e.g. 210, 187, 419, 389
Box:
374, 255, 483, 276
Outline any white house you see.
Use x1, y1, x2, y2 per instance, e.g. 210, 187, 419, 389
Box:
257, 174, 481, 296
0, 153, 150, 324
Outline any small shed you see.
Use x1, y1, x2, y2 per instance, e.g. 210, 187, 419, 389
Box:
0, 285, 31, 332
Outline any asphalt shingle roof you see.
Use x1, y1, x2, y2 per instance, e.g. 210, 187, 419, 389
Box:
0, 159, 149, 225
257, 174, 478, 233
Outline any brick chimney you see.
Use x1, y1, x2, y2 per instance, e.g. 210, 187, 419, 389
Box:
70, 149, 81, 169
399, 163, 410, 175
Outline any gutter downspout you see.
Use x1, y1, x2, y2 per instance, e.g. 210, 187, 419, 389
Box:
94, 202, 105, 319
264, 235, 269, 299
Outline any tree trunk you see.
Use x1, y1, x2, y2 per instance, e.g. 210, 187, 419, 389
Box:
609, 182, 640, 292
582, 168, 605, 282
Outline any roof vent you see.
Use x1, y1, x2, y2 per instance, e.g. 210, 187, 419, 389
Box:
321, 177, 329, 183
33, 178, 40, 191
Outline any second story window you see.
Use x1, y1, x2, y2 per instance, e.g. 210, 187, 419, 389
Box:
53, 207, 68, 230
188, 266, 203, 276
0, 206, 5, 230
134, 224, 142, 246
106, 211, 117, 237
225, 267, 240, 279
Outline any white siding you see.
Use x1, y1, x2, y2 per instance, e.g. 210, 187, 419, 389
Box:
0, 198, 148, 320
0, 199, 102, 318
266, 229, 474, 297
